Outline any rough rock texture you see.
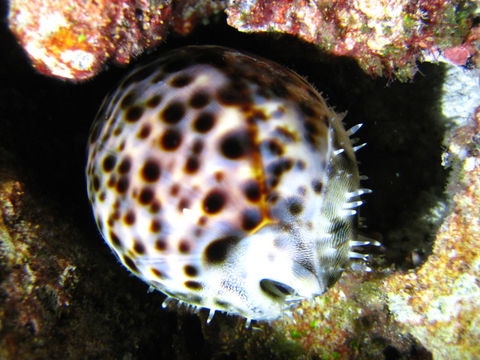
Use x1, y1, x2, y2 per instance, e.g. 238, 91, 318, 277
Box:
385, 111, 480, 360
7, 0, 226, 80
7, 0, 480, 81
2, 1, 480, 357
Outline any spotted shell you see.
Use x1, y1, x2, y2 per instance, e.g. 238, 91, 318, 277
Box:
86, 45, 369, 322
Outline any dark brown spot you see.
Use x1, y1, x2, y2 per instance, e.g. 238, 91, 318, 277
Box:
99, 192, 106, 202
139, 188, 154, 204
244, 180, 261, 202
288, 200, 304, 216
113, 126, 123, 136
124, 210, 135, 225
92, 176, 100, 192
150, 200, 161, 213
150, 219, 162, 233
107, 216, 115, 227
137, 124, 152, 139
116, 176, 129, 194
219, 130, 252, 159
184, 265, 198, 277
178, 198, 190, 211
192, 139, 203, 154
155, 238, 167, 251
214, 171, 224, 182
193, 112, 215, 133
184, 281, 202, 290
203, 190, 226, 214
120, 92, 136, 109
110, 231, 121, 247
125, 105, 144, 122
160, 128, 182, 150
123, 255, 139, 273
151, 268, 165, 278
185, 156, 199, 173
312, 180, 323, 194
189, 91, 210, 108
217, 82, 251, 106
241, 209, 263, 231
194, 228, 202, 237
198, 216, 207, 226
299, 102, 315, 117
268, 158, 294, 177
179, 240, 191, 254
133, 239, 145, 254
264, 139, 284, 155
146, 94, 162, 108
141, 159, 161, 182
304, 120, 319, 135
204, 236, 239, 264
170, 74, 193, 87
161, 102, 185, 124
170, 184, 180, 196
118, 157, 131, 174
102, 155, 116, 172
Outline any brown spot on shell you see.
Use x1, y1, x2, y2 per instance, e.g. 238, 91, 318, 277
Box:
179, 240, 191, 253
219, 130, 252, 159
125, 105, 144, 122
203, 190, 226, 214
123, 210, 136, 225
160, 128, 182, 151
184, 281, 203, 290
133, 239, 145, 254
189, 91, 210, 108
155, 238, 167, 251
161, 102, 185, 124
123, 255, 139, 273
141, 159, 161, 182
204, 236, 240, 264
184, 265, 198, 277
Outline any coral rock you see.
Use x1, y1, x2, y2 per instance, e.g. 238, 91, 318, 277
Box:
7, 0, 225, 80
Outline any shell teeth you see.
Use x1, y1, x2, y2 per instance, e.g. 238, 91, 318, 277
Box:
333, 148, 345, 156
346, 123, 363, 136
353, 143, 367, 152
